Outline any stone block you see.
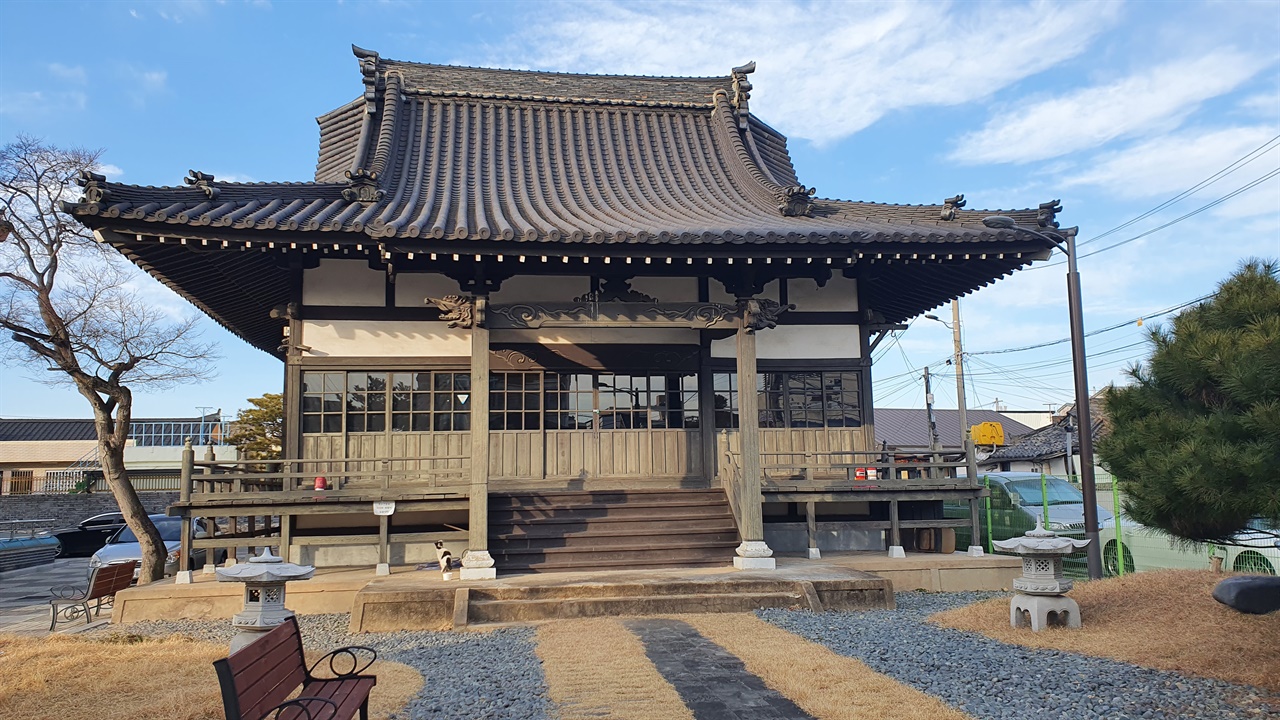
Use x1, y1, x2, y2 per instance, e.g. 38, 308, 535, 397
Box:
1212, 575, 1280, 615
733, 556, 776, 570
1010, 593, 1081, 631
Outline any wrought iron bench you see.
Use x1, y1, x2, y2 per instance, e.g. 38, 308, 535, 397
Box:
213, 615, 377, 720
48, 560, 136, 630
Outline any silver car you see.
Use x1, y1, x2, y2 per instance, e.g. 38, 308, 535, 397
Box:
90, 514, 225, 579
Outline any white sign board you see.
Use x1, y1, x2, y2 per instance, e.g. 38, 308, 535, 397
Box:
373, 501, 396, 516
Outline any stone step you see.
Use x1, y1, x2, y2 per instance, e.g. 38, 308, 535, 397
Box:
490, 516, 737, 536
492, 529, 741, 550
469, 579, 804, 602
496, 547, 738, 573
490, 488, 726, 506
468, 591, 809, 623
489, 498, 731, 518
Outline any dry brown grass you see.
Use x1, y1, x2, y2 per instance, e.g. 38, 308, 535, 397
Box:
930, 570, 1280, 692
0, 632, 422, 720
685, 614, 973, 720
536, 618, 694, 720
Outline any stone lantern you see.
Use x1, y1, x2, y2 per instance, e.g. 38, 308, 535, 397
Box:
216, 548, 315, 651
993, 519, 1090, 631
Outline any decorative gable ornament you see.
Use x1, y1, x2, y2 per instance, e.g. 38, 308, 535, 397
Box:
343, 167, 385, 203
1038, 199, 1063, 229
184, 170, 220, 201
940, 194, 966, 221
777, 185, 816, 217
75, 170, 111, 204
426, 294, 476, 328
731, 61, 756, 130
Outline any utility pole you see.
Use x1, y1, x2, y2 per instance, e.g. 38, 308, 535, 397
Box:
952, 300, 984, 557
923, 366, 941, 478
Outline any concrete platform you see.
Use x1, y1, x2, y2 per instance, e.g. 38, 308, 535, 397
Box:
109, 551, 1020, 630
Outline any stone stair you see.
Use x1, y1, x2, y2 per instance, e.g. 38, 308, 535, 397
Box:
465, 578, 811, 624
488, 489, 740, 573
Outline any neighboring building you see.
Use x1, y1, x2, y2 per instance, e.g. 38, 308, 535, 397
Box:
64, 47, 1071, 572
981, 395, 1110, 481
0, 415, 233, 494
873, 408, 1035, 451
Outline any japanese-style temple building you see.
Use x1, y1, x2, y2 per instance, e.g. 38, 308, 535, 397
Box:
66, 46, 1070, 579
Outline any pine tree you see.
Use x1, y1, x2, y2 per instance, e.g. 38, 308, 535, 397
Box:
1098, 260, 1280, 544
227, 393, 284, 461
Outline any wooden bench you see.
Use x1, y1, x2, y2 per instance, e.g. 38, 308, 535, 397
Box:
214, 615, 377, 720
48, 560, 136, 630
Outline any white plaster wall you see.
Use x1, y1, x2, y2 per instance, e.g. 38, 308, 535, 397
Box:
711, 325, 860, 359
394, 272, 459, 307
710, 278, 780, 304
301, 320, 470, 357
788, 276, 858, 312
303, 259, 384, 307
124, 445, 236, 469
493, 328, 698, 345
627, 276, 698, 303
491, 275, 589, 303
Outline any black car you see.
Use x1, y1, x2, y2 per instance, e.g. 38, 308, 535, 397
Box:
53, 512, 126, 557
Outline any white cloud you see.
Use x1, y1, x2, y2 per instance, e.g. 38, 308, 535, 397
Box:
48, 63, 87, 84
122, 66, 168, 107
0, 90, 87, 117
488, 0, 1116, 146
210, 172, 256, 183
1064, 125, 1279, 201
951, 51, 1271, 164
98, 164, 125, 180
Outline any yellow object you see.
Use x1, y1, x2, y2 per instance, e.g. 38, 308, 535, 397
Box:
971, 421, 1005, 446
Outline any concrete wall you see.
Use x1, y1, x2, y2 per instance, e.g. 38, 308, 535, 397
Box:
0, 491, 178, 528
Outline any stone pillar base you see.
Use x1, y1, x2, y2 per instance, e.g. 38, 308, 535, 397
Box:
375, 563, 390, 576
967, 545, 985, 558
807, 547, 822, 560
224, 557, 238, 567
734, 556, 777, 570
888, 546, 906, 559
460, 567, 497, 580
174, 570, 194, 585
202, 563, 217, 575
1010, 593, 1081, 631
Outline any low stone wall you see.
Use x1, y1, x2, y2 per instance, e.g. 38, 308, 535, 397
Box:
0, 491, 179, 529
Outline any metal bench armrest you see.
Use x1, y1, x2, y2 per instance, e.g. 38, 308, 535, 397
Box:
49, 584, 87, 600
307, 645, 378, 679
266, 696, 339, 720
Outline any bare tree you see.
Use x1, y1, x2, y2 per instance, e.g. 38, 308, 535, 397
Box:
0, 136, 218, 582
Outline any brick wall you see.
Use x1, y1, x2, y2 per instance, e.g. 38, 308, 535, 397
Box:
0, 491, 179, 529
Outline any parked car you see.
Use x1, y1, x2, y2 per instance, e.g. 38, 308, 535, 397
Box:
52, 512, 126, 557
946, 473, 1116, 564
1100, 516, 1280, 576
90, 514, 225, 579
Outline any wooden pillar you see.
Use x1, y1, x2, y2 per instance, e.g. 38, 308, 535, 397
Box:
279, 515, 292, 563
461, 295, 497, 580
175, 438, 195, 584
697, 335, 716, 487
968, 496, 985, 557
806, 500, 820, 560
733, 303, 775, 570
888, 499, 905, 558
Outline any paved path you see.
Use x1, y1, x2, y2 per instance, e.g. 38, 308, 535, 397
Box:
0, 558, 102, 635
623, 618, 814, 720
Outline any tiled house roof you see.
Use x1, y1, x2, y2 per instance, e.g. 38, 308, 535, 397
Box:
65, 46, 1071, 354
874, 408, 1035, 449
985, 399, 1107, 462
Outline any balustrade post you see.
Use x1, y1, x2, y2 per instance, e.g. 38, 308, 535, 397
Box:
176, 438, 195, 584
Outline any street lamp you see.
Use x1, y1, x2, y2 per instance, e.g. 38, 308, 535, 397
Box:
982, 215, 1103, 580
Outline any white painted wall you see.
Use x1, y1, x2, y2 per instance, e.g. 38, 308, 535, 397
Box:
123, 445, 236, 469
627, 276, 697, 303
710, 324, 860, 360
788, 276, 858, 312
303, 259, 384, 307
491, 275, 590, 303
493, 328, 698, 345
394, 272, 460, 307
301, 320, 471, 357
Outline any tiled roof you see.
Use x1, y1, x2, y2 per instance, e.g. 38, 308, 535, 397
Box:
0, 417, 209, 443
874, 408, 1035, 449
985, 400, 1107, 462
65, 46, 1069, 354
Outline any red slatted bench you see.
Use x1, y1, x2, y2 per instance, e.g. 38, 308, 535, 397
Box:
213, 616, 377, 720
48, 560, 136, 630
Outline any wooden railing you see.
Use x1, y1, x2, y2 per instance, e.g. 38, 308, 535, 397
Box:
752, 447, 979, 492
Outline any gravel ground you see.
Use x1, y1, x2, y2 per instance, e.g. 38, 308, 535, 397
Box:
760, 591, 1276, 720
105, 615, 553, 720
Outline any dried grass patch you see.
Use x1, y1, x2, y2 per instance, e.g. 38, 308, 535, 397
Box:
536, 618, 694, 720
0, 632, 422, 720
685, 614, 973, 720
930, 570, 1280, 691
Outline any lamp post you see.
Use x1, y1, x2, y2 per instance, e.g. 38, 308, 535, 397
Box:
926, 302, 983, 557
982, 215, 1103, 580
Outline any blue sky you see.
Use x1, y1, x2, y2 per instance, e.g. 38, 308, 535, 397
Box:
1, 0, 1277, 421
